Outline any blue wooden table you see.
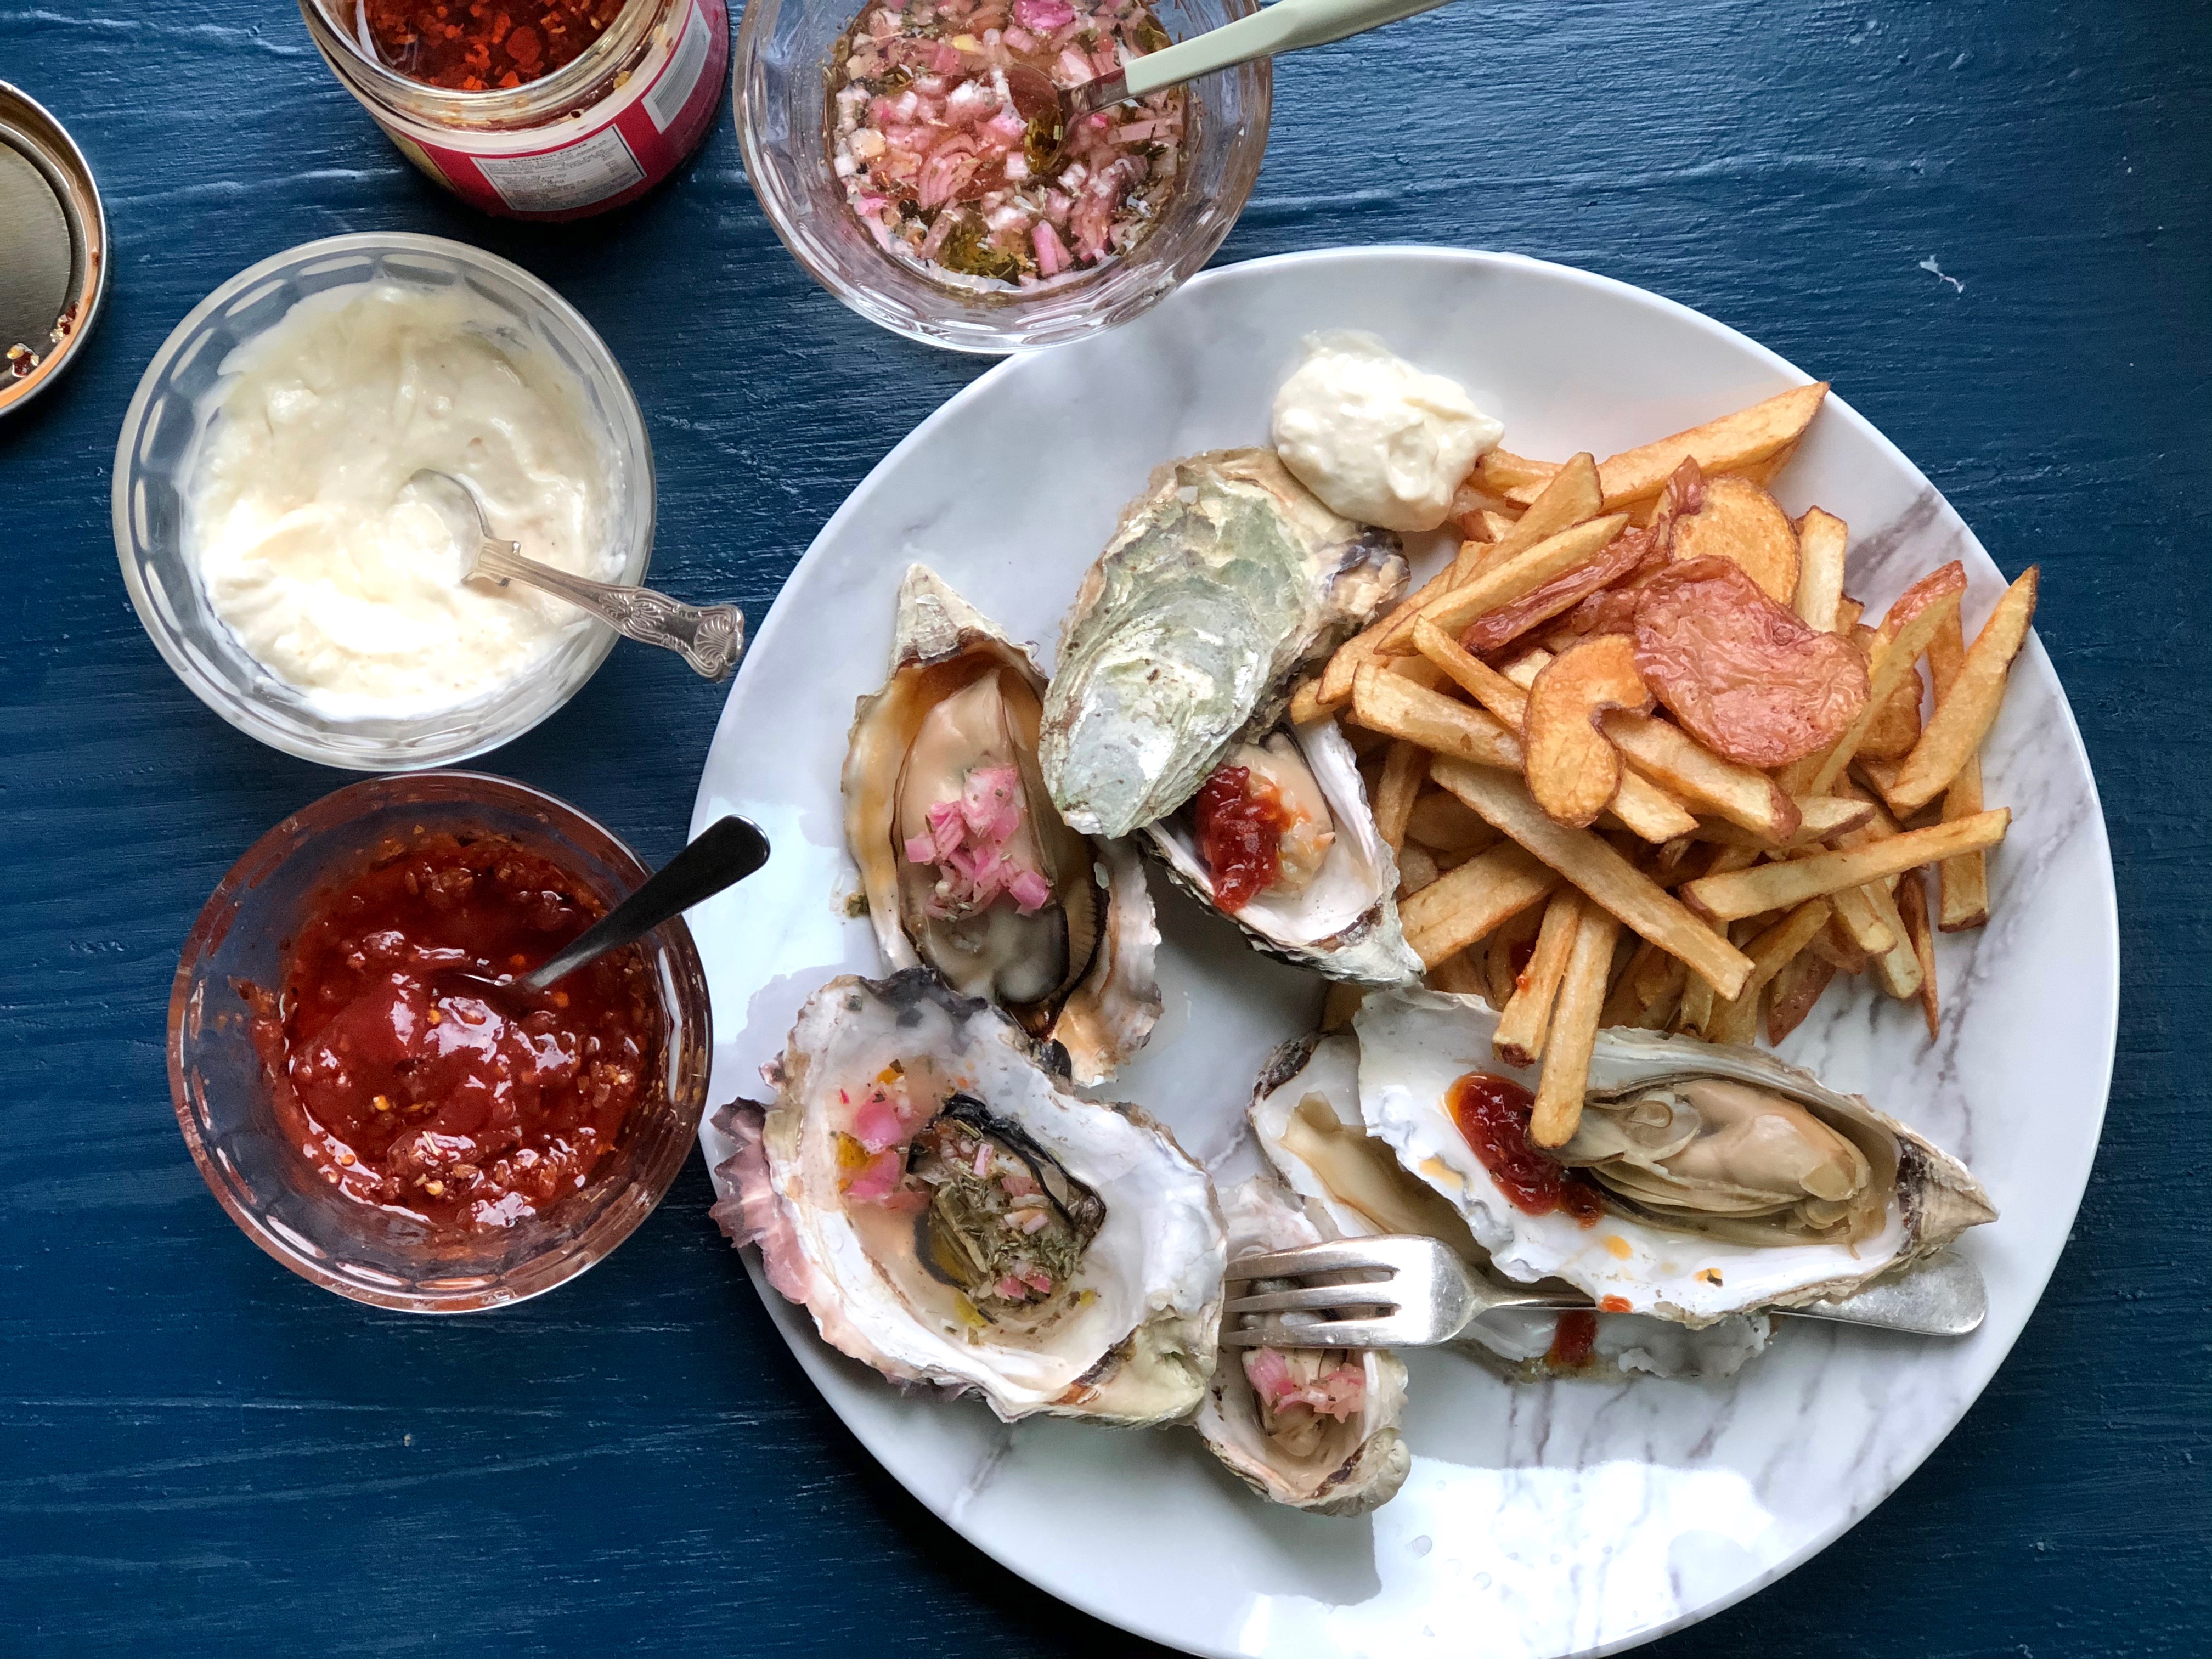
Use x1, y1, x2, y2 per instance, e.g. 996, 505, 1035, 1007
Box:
4, 3, 2207, 1654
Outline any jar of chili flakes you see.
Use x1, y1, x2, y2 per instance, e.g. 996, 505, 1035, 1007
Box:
298, 0, 729, 220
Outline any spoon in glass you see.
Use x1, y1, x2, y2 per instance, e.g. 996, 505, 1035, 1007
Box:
1004, 0, 1460, 174
407, 468, 746, 681
438, 815, 771, 1011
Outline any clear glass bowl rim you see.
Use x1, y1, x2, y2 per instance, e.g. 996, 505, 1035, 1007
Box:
168, 770, 710, 1313
111, 231, 656, 771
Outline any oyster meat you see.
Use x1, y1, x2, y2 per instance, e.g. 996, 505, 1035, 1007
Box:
1040, 448, 1406, 839
713, 971, 1226, 1425
1194, 1174, 1410, 1516
1355, 989, 1997, 1326
1250, 1033, 1769, 1379
845, 565, 1160, 1084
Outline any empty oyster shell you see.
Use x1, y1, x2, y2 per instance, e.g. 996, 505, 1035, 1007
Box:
1249, 1033, 1769, 1379
1194, 1174, 1409, 1516
713, 970, 1225, 1425
1355, 989, 1996, 1326
1040, 448, 1406, 840
844, 565, 1160, 1085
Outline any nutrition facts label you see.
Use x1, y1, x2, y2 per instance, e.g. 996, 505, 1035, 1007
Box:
645, 2, 715, 133
476, 127, 646, 215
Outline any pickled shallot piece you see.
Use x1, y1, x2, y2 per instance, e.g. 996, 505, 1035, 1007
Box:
1631, 557, 1869, 768
829, 0, 1186, 287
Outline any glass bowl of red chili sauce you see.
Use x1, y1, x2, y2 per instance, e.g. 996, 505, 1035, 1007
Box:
736, 0, 1270, 352
170, 773, 710, 1312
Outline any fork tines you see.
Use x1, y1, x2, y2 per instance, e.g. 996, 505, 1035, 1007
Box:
1222, 1235, 1437, 1284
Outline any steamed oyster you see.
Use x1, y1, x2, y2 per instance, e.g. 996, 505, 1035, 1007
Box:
844, 565, 1160, 1085
1356, 989, 1996, 1326
1040, 448, 1406, 839
713, 970, 1225, 1425
1250, 1033, 1769, 1379
1194, 1174, 1409, 1516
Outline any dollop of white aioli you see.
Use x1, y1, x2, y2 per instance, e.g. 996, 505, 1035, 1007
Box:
185, 282, 613, 720
1269, 330, 1504, 533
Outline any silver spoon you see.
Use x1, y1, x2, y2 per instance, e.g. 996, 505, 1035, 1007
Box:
408, 468, 746, 681
438, 815, 771, 1010
1003, 0, 1459, 178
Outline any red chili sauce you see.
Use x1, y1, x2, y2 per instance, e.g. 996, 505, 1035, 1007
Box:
1545, 1308, 1599, 1369
363, 0, 629, 92
1191, 765, 1291, 911
1446, 1071, 1605, 1226
251, 834, 660, 1232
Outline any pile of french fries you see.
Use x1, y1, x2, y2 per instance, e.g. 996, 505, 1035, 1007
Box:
1300, 384, 2040, 1150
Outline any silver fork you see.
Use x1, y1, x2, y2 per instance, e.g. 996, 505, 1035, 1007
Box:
1221, 1234, 1988, 1347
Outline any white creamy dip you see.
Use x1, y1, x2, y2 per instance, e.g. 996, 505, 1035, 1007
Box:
185, 281, 614, 720
1269, 331, 1504, 533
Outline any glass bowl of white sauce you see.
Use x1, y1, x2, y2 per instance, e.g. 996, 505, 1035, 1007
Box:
115, 233, 654, 770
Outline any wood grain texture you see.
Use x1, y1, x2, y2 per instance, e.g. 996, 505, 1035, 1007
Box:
1, 0, 2207, 1653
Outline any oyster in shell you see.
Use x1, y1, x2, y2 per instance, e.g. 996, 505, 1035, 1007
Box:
1146, 721, 1422, 985
844, 565, 1160, 1085
1250, 1034, 1768, 1379
1040, 448, 1406, 839
1356, 989, 1996, 1326
1194, 1174, 1409, 1516
713, 970, 1225, 1425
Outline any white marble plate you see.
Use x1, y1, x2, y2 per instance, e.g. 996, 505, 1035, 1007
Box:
688, 247, 2117, 1659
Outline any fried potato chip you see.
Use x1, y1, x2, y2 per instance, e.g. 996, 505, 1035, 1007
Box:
1387, 514, 1629, 656
1459, 523, 1659, 657
1633, 558, 1870, 768
1669, 475, 1802, 603
1524, 636, 1653, 827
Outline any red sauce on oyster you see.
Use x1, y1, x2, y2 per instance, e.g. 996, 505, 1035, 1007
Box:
1446, 1071, 1605, 1224
1192, 763, 1293, 911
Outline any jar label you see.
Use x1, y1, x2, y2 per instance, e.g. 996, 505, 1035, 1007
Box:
355, 0, 729, 222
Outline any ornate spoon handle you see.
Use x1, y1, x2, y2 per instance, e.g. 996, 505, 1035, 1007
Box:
473, 539, 745, 681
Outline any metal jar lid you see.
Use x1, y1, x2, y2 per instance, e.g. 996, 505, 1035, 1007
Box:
0, 82, 107, 418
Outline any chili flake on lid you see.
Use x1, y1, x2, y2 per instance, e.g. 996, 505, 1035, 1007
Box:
364, 0, 632, 91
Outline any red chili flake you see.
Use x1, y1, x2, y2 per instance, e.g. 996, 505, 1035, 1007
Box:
363, 0, 630, 91
1190, 765, 1294, 912
1447, 1071, 1605, 1225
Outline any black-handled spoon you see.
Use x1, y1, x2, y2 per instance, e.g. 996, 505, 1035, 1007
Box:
442, 816, 769, 1006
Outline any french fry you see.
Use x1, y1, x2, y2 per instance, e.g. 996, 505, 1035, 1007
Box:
1882, 567, 2039, 814
1926, 609, 1990, 929
1793, 508, 1848, 632
1473, 449, 1564, 496
1827, 884, 1895, 960
1517, 383, 1830, 510
1680, 810, 2010, 921
1723, 439, 1800, 491
1602, 711, 1802, 840
1446, 454, 1605, 586
1386, 515, 1629, 653
1484, 901, 1550, 1009
1529, 899, 1621, 1147
1429, 758, 1753, 997
1523, 636, 1652, 828
1852, 622, 1925, 760
1765, 949, 1837, 1044
1897, 868, 1940, 1038
1288, 678, 1329, 727
1320, 982, 1367, 1032
1464, 510, 1523, 548
1705, 899, 1834, 1046
1494, 888, 1582, 1066
1364, 650, 1696, 842
1427, 951, 1488, 998
1691, 794, 1876, 850
1405, 789, 1495, 853
1415, 619, 1528, 721
1858, 876, 1923, 1000
1373, 740, 1425, 853
1810, 910, 1874, 974
1600, 938, 1660, 1028
1399, 842, 1558, 968
1788, 565, 1966, 797
1396, 842, 1440, 898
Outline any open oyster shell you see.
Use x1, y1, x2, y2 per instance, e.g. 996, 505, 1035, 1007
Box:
1249, 1033, 1769, 1379
1355, 989, 1997, 1327
1040, 448, 1406, 840
844, 565, 1160, 1085
1145, 720, 1422, 986
713, 970, 1225, 1426
1194, 1174, 1410, 1516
